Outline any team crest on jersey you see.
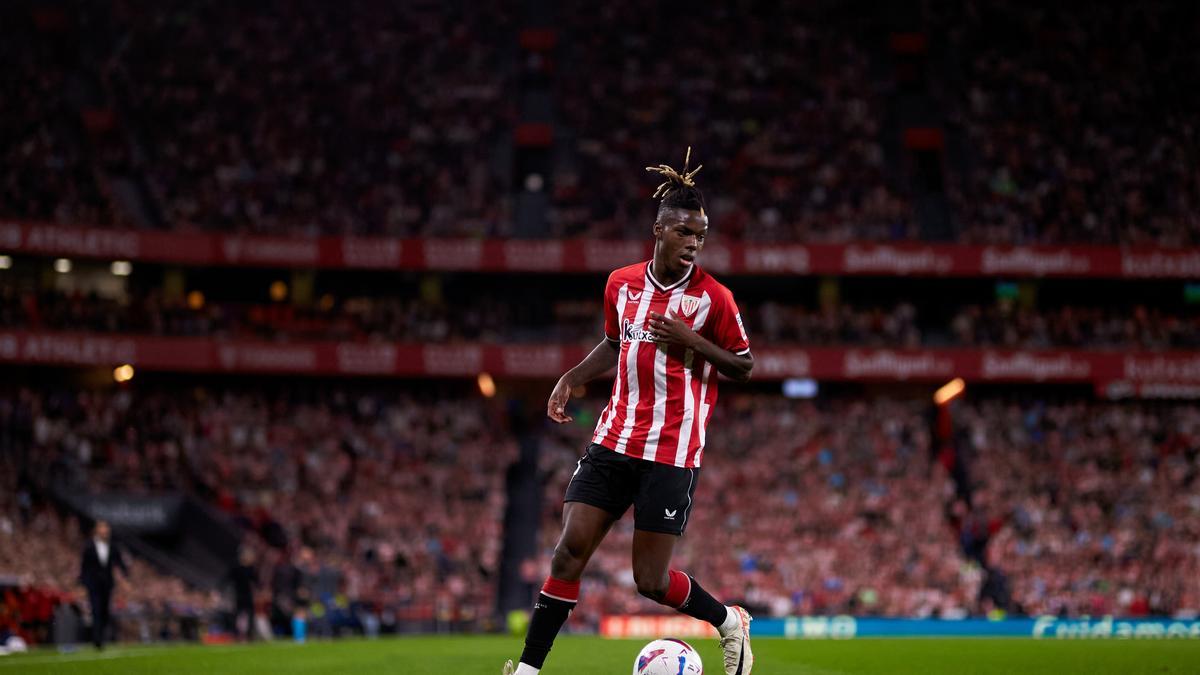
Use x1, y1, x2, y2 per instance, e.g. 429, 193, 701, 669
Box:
679, 295, 701, 317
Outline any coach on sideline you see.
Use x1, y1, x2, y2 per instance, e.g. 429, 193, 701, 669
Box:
79, 520, 129, 649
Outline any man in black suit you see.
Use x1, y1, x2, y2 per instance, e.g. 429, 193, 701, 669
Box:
79, 520, 129, 648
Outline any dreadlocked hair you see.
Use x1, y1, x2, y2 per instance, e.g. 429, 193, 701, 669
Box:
646, 147, 706, 215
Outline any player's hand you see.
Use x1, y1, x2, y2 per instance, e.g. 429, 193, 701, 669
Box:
547, 377, 574, 424
648, 310, 697, 347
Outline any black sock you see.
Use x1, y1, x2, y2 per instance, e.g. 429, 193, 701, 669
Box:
677, 576, 728, 628
519, 593, 575, 668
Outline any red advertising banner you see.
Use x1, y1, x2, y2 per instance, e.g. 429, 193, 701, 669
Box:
3, 222, 1199, 278
600, 615, 718, 639
2, 331, 1199, 391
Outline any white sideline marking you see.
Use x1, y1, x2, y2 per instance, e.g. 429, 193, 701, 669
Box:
0, 647, 162, 666
0, 643, 288, 667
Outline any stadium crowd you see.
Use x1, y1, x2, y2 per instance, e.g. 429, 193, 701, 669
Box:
534, 394, 1200, 621
549, 0, 916, 243
112, 0, 514, 237
1, 0, 514, 237
0, 468, 219, 644
4, 382, 1199, 640
2, 383, 510, 637
5, 2, 1196, 245
0, 281, 591, 344
5, 281, 1198, 351
936, 1, 1200, 246
537, 396, 972, 624
0, 7, 117, 228
956, 399, 1200, 617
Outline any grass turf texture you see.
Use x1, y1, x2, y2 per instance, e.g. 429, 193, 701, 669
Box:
4, 636, 1199, 674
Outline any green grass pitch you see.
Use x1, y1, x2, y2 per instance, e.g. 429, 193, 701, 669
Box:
3, 636, 1199, 674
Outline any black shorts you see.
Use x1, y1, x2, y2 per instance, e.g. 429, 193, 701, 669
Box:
563, 443, 700, 536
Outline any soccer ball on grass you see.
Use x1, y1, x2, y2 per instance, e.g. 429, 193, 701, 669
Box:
633, 637, 703, 674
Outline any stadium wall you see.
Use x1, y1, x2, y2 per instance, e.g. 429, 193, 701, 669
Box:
599, 616, 1200, 640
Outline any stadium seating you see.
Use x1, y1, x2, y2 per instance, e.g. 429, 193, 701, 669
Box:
548, 0, 914, 242
3, 1, 1196, 242
932, 2, 1200, 246
1, 1, 514, 236
5, 279, 1199, 350
4, 378, 1199, 637
534, 394, 1200, 621
0, 6, 116, 226
2, 0, 1199, 652
0, 471, 218, 644
1, 383, 509, 635
959, 398, 1200, 617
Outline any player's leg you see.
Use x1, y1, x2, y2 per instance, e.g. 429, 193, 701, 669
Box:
632, 463, 753, 675
514, 502, 616, 674
630, 529, 743, 632
513, 445, 635, 674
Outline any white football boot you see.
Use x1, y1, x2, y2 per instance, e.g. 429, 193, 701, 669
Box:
720, 606, 754, 675
501, 659, 515, 675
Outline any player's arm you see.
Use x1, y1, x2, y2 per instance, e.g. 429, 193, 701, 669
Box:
547, 338, 619, 423
548, 271, 624, 423
648, 311, 754, 381
689, 330, 754, 382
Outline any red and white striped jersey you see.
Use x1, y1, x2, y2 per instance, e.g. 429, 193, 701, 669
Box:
591, 260, 751, 468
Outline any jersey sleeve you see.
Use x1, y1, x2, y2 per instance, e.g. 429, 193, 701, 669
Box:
603, 272, 620, 342
711, 287, 751, 355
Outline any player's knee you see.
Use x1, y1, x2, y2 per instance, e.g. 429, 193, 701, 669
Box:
634, 569, 669, 602
550, 540, 587, 579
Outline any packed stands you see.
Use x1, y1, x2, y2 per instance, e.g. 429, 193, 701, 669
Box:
2, 0, 1199, 653
5, 277, 1198, 351
2, 0, 514, 236
935, 1, 1200, 246
0, 6, 117, 226
551, 0, 914, 242
4, 1, 1198, 243
0, 460, 219, 643
4, 375, 1199, 636
957, 398, 1200, 617
534, 394, 1200, 621
2, 383, 510, 635
116, 1, 514, 236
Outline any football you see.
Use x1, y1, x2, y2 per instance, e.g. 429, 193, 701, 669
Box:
633, 638, 703, 674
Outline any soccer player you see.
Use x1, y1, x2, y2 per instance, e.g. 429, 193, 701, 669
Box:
505, 150, 755, 675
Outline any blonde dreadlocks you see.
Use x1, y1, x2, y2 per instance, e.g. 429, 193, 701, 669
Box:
646, 147, 706, 216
